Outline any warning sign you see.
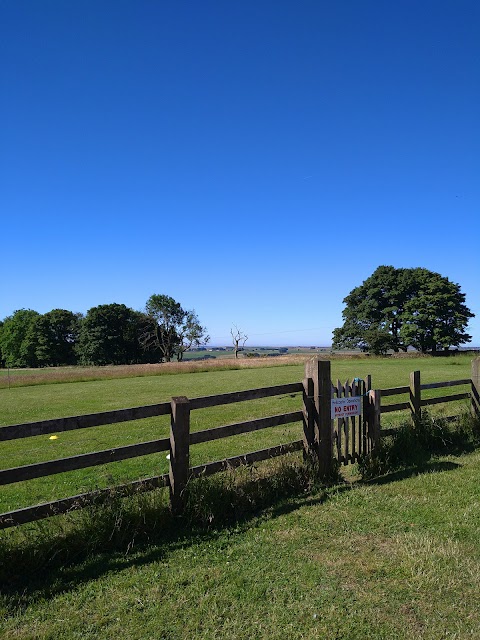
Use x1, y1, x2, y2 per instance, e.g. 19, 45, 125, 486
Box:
331, 397, 362, 419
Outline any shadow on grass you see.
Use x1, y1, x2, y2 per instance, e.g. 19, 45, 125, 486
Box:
364, 459, 461, 486
0, 451, 460, 609
0, 455, 348, 607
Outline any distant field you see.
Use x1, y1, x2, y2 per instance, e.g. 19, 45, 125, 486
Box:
0, 354, 475, 514
182, 346, 331, 361
0, 349, 332, 388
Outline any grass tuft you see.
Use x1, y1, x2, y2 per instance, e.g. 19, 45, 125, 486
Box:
358, 410, 480, 480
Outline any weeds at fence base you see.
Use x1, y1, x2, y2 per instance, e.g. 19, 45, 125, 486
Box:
357, 410, 480, 480
0, 453, 328, 594
182, 453, 331, 529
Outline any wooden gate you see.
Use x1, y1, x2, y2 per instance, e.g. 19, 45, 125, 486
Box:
332, 375, 373, 466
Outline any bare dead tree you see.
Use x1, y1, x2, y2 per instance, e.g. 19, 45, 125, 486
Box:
231, 325, 248, 359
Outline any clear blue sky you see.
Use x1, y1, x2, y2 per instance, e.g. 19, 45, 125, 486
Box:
1, 1, 479, 346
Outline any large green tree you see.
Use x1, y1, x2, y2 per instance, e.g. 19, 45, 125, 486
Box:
332, 266, 474, 354
0, 309, 40, 367
0, 320, 4, 367
29, 309, 82, 366
141, 294, 209, 362
399, 268, 474, 353
77, 303, 146, 365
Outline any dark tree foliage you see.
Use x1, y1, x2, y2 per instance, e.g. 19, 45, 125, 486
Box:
400, 268, 474, 352
0, 296, 208, 368
0, 320, 3, 367
333, 266, 474, 354
0, 309, 40, 367
77, 303, 147, 366
29, 309, 82, 366
141, 294, 209, 362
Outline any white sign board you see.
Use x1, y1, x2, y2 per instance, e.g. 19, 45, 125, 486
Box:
331, 397, 362, 419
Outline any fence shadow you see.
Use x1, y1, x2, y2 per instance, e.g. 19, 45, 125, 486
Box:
0, 457, 350, 607
364, 459, 461, 486
0, 447, 467, 610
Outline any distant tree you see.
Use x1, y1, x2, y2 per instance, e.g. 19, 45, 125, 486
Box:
29, 309, 82, 366
333, 266, 474, 354
0, 320, 5, 367
141, 294, 209, 362
175, 310, 210, 362
0, 309, 40, 367
231, 325, 248, 359
77, 303, 145, 365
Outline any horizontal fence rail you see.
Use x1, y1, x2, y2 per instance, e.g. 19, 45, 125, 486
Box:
0, 438, 171, 485
190, 441, 304, 479
0, 474, 171, 529
372, 369, 478, 438
1, 358, 479, 529
0, 403, 172, 442
0, 381, 307, 529
189, 383, 303, 410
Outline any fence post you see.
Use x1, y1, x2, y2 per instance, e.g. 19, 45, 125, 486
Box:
472, 357, 480, 418
410, 370, 421, 423
369, 390, 381, 447
302, 374, 315, 457
305, 359, 333, 477
169, 396, 190, 515
361, 375, 372, 454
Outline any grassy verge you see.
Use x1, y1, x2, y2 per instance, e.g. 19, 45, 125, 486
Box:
1, 447, 480, 639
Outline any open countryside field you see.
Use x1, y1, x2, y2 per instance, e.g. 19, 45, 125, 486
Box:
1, 353, 480, 639
0, 354, 475, 513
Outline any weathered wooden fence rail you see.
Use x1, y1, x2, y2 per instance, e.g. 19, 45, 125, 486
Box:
0, 380, 306, 529
1, 357, 479, 529
370, 359, 479, 438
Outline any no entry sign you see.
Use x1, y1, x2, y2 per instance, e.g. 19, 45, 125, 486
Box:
331, 397, 362, 419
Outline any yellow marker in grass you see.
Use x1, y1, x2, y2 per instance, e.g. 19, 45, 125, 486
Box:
49, 435, 58, 440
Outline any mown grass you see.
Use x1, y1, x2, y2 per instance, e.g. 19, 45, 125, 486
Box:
0, 355, 479, 638
1, 448, 480, 639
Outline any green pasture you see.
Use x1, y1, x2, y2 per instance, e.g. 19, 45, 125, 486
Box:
0, 355, 475, 513
1, 354, 480, 639
2, 449, 480, 639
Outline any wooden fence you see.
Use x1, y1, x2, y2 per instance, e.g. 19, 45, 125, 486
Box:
1, 357, 479, 529
369, 357, 480, 439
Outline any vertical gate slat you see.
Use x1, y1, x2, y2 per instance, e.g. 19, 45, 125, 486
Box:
360, 379, 365, 457
334, 380, 340, 462
344, 379, 350, 465
336, 379, 343, 463
351, 379, 357, 462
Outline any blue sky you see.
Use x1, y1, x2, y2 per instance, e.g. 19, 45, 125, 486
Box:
1, 1, 479, 346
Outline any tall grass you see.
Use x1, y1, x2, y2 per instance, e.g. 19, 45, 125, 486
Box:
358, 409, 480, 479
0, 355, 316, 389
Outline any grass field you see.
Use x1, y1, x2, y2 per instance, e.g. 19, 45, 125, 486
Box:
1, 354, 479, 638
1, 450, 480, 638
0, 354, 475, 514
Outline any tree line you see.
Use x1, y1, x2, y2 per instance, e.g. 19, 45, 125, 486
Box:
0, 266, 475, 367
0, 295, 209, 368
